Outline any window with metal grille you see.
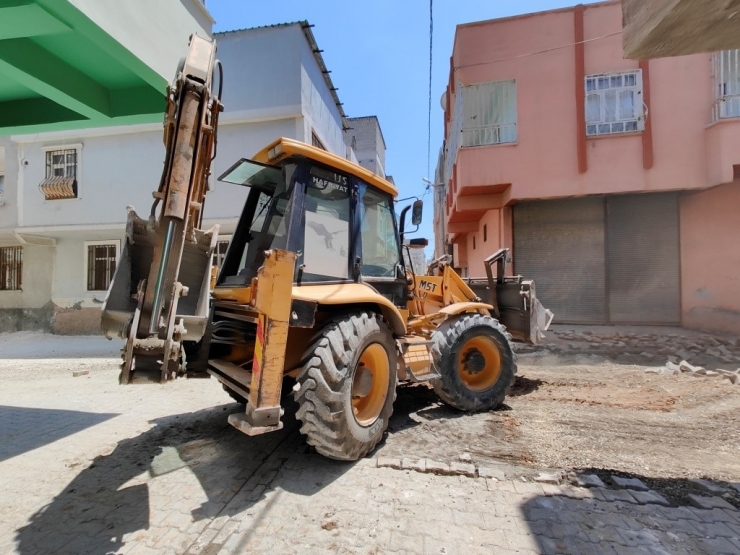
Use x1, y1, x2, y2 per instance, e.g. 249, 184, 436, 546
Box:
0, 246, 22, 291
311, 131, 326, 150
41, 147, 79, 199
86, 243, 117, 291
462, 80, 517, 147
713, 49, 740, 121
585, 70, 644, 136
46, 148, 77, 180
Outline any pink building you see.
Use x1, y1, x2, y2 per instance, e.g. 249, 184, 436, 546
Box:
435, 0, 740, 333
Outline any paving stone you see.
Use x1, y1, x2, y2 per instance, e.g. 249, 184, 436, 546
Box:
610, 476, 648, 491
679, 360, 704, 373
689, 478, 728, 494
534, 472, 562, 484
401, 457, 426, 473
376, 457, 402, 470
448, 462, 476, 477
458, 453, 472, 463
688, 494, 737, 510
629, 490, 670, 507
600, 488, 638, 503
425, 460, 450, 475
572, 474, 605, 488
478, 466, 505, 481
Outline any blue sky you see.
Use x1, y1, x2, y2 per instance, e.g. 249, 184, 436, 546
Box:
208, 0, 602, 258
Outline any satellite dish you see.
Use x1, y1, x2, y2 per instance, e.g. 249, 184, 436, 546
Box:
440, 91, 446, 110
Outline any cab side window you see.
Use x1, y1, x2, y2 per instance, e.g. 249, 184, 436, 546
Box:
359, 187, 400, 277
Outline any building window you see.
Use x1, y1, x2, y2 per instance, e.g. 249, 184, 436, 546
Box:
585, 71, 643, 136
86, 242, 118, 291
713, 49, 740, 121
473, 235, 476, 250
483, 224, 487, 242
311, 131, 326, 150
40, 144, 81, 200
462, 80, 517, 147
0, 246, 22, 291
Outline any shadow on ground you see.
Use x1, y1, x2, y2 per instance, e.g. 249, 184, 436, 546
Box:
0, 406, 118, 462
13, 400, 354, 555
520, 470, 740, 555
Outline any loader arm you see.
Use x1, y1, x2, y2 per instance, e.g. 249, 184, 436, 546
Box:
101, 35, 224, 384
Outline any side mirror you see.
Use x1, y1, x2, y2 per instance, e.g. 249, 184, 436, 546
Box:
412, 199, 423, 226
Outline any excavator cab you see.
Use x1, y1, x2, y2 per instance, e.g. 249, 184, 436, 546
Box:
215, 141, 405, 298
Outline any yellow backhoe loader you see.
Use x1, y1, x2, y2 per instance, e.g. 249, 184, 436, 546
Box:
102, 36, 553, 461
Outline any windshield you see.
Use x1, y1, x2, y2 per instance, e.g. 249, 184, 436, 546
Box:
218, 162, 296, 285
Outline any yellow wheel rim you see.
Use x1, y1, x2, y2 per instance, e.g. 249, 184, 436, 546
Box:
352, 343, 390, 426
457, 336, 502, 391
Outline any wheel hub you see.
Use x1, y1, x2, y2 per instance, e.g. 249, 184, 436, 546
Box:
461, 349, 486, 374
351, 343, 390, 427
456, 335, 502, 391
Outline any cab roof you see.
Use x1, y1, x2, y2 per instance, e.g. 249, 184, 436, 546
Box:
252, 137, 398, 198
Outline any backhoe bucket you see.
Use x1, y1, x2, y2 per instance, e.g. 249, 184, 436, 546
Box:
101, 208, 217, 343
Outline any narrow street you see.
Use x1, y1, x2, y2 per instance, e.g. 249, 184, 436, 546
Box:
1, 330, 738, 554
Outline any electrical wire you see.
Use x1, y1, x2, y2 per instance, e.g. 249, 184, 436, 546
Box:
427, 0, 434, 182
454, 31, 622, 70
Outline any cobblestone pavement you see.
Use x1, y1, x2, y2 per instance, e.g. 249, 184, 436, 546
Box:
1, 336, 740, 554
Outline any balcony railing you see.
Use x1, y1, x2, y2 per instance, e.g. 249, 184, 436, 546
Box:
712, 94, 740, 122
462, 123, 517, 147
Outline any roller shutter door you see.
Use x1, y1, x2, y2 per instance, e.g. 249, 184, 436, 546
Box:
513, 198, 607, 324
606, 193, 680, 324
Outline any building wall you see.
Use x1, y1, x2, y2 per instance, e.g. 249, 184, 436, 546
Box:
68, 0, 213, 82
299, 33, 346, 155
464, 210, 502, 278
680, 182, 740, 334
449, 2, 713, 203
0, 140, 18, 231
344, 117, 386, 177
0, 21, 370, 334
0, 243, 55, 332
216, 27, 302, 117
203, 118, 301, 227
17, 130, 163, 229
439, 1, 740, 332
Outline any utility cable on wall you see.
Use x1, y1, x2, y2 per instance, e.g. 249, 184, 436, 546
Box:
427, 0, 434, 182
454, 31, 621, 70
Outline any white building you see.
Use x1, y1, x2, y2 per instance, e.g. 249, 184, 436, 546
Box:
0, 21, 382, 333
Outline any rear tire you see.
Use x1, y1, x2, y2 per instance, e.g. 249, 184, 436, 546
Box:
294, 312, 397, 461
431, 313, 516, 412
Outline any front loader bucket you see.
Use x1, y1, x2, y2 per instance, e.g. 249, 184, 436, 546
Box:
101, 208, 217, 343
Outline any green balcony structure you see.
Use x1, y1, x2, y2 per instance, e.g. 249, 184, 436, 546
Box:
0, 0, 212, 134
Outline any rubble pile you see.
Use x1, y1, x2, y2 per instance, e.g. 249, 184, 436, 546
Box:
518, 329, 740, 384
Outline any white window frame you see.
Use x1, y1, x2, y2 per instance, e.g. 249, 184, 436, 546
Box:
84, 240, 119, 292
585, 70, 644, 137
461, 80, 518, 147
713, 49, 740, 121
212, 235, 232, 270
41, 143, 83, 199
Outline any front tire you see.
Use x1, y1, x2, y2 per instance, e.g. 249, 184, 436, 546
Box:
294, 312, 397, 461
431, 313, 516, 412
